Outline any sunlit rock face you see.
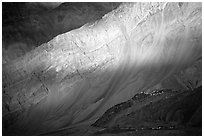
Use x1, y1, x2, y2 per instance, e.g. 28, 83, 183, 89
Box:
2, 2, 120, 63
2, 2, 202, 135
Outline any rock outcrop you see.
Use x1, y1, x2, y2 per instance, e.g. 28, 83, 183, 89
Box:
2, 2, 202, 135
2, 2, 120, 62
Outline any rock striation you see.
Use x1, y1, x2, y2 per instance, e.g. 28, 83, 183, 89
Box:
3, 2, 202, 135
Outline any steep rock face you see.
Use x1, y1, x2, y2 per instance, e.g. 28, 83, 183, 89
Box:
2, 2, 202, 135
2, 2, 120, 63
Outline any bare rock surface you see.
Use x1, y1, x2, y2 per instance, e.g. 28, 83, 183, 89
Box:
2, 2, 202, 135
3, 2, 120, 62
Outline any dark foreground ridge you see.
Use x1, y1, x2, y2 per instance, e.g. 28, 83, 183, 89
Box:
91, 86, 202, 136
40, 86, 201, 136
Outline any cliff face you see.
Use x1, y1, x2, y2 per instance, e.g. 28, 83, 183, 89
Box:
2, 2, 120, 63
2, 2, 202, 135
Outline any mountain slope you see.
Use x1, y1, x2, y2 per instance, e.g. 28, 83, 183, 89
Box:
2, 2, 202, 135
